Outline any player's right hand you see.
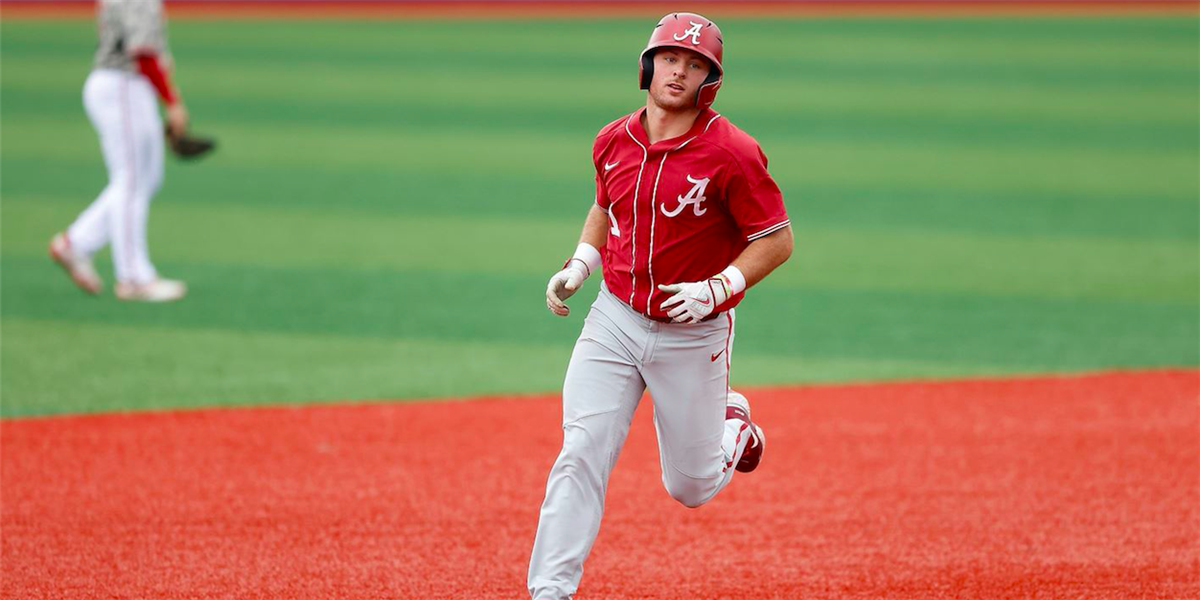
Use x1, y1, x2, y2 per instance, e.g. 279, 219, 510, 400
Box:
166, 103, 189, 139
546, 263, 588, 317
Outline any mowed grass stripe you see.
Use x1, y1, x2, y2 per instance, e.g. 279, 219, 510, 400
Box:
740, 27, 1199, 70
5, 116, 1194, 204
5, 255, 1196, 372
2, 255, 579, 345
736, 81, 1197, 128
737, 286, 1199, 371
2, 197, 581, 276
782, 228, 1197, 304
7, 68, 1196, 139
0, 316, 1027, 418
767, 137, 1196, 199
5, 85, 1195, 153
0, 318, 572, 417
6, 51, 1197, 129
4, 196, 1195, 305
0, 117, 590, 181
0, 157, 598, 222
797, 184, 1199, 241
6, 156, 1197, 243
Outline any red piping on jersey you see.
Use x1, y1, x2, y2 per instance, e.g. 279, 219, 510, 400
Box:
646, 151, 669, 314
623, 114, 649, 309
135, 53, 178, 105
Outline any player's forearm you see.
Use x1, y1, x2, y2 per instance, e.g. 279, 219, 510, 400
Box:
730, 225, 793, 289
559, 205, 607, 281
579, 205, 609, 251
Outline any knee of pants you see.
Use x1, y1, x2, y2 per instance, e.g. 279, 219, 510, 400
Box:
143, 174, 163, 197
144, 159, 165, 195
662, 472, 721, 509
105, 173, 136, 194
550, 419, 617, 484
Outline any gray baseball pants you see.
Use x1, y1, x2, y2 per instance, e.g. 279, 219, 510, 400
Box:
528, 284, 752, 600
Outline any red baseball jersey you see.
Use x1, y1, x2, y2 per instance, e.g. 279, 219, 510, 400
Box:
593, 107, 790, 321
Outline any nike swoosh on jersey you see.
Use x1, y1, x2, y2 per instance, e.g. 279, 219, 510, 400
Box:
711, 349, 725, 362
604, 161, 620, 171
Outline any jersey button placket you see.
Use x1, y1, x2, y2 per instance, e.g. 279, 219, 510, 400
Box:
635, 150, 660, 317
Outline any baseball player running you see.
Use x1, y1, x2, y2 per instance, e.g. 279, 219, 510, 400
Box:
49, 0, 190, 302
530, 13, 793, 599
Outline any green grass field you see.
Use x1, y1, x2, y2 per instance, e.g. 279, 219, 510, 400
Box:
2, 16, 1197, 417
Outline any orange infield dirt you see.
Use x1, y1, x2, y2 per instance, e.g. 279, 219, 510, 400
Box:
3, 369, 1198, 599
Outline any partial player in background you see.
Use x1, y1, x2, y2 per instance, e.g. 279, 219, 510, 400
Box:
529, 13, 794, 600
49, 0, 210, 302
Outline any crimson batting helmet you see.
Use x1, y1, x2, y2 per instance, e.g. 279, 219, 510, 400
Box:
639, 12, 724, 109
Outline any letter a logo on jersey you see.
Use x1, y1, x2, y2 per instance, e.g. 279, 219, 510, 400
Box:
673, 21, 704, 45
662, 175, 709, 217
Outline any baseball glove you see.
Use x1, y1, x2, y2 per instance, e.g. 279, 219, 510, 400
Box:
166, 127, 217, 160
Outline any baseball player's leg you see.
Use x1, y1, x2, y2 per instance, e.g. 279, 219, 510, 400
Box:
144, 97, 165, 198
67, 71, 158, 285
529, 289, 648, 600
67, 71, 129, 258
643, 312, 751, 508
108, 76, 161, 284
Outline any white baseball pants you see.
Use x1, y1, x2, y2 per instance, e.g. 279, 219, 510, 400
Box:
68, 69, 164, 284
528, 284, 752, 600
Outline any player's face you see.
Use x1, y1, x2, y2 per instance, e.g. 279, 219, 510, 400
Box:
647, 48, 712, 112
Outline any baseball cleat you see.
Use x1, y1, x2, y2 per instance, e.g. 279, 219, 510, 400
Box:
115, 278, 187, 303
49, 232, 102, 295
726, 390, 765, 473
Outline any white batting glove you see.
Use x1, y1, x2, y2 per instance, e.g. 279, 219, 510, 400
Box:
658, 275, 733, 324
546, 260, 590, 317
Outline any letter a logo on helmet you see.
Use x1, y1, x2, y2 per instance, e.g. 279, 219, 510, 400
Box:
673, 21, 705, 45
639, 13, 724, 110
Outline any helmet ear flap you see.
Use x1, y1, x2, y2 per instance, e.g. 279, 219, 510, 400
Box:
695, 67, 721, 106
639, 50, 655, 90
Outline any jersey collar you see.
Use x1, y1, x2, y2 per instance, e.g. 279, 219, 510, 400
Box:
626, 106, 720, 154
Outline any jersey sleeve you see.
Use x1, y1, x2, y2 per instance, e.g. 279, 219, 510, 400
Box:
592, 133, 612, 211
121, 0, 167, 56
135, 54, 178, 105
594, 171, 611, 211
725, 145, 790, 241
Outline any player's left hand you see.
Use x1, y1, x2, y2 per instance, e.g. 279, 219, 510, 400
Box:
658, 276, 732, 324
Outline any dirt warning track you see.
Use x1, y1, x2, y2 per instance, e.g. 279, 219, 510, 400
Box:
3, 369, 1198, 599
